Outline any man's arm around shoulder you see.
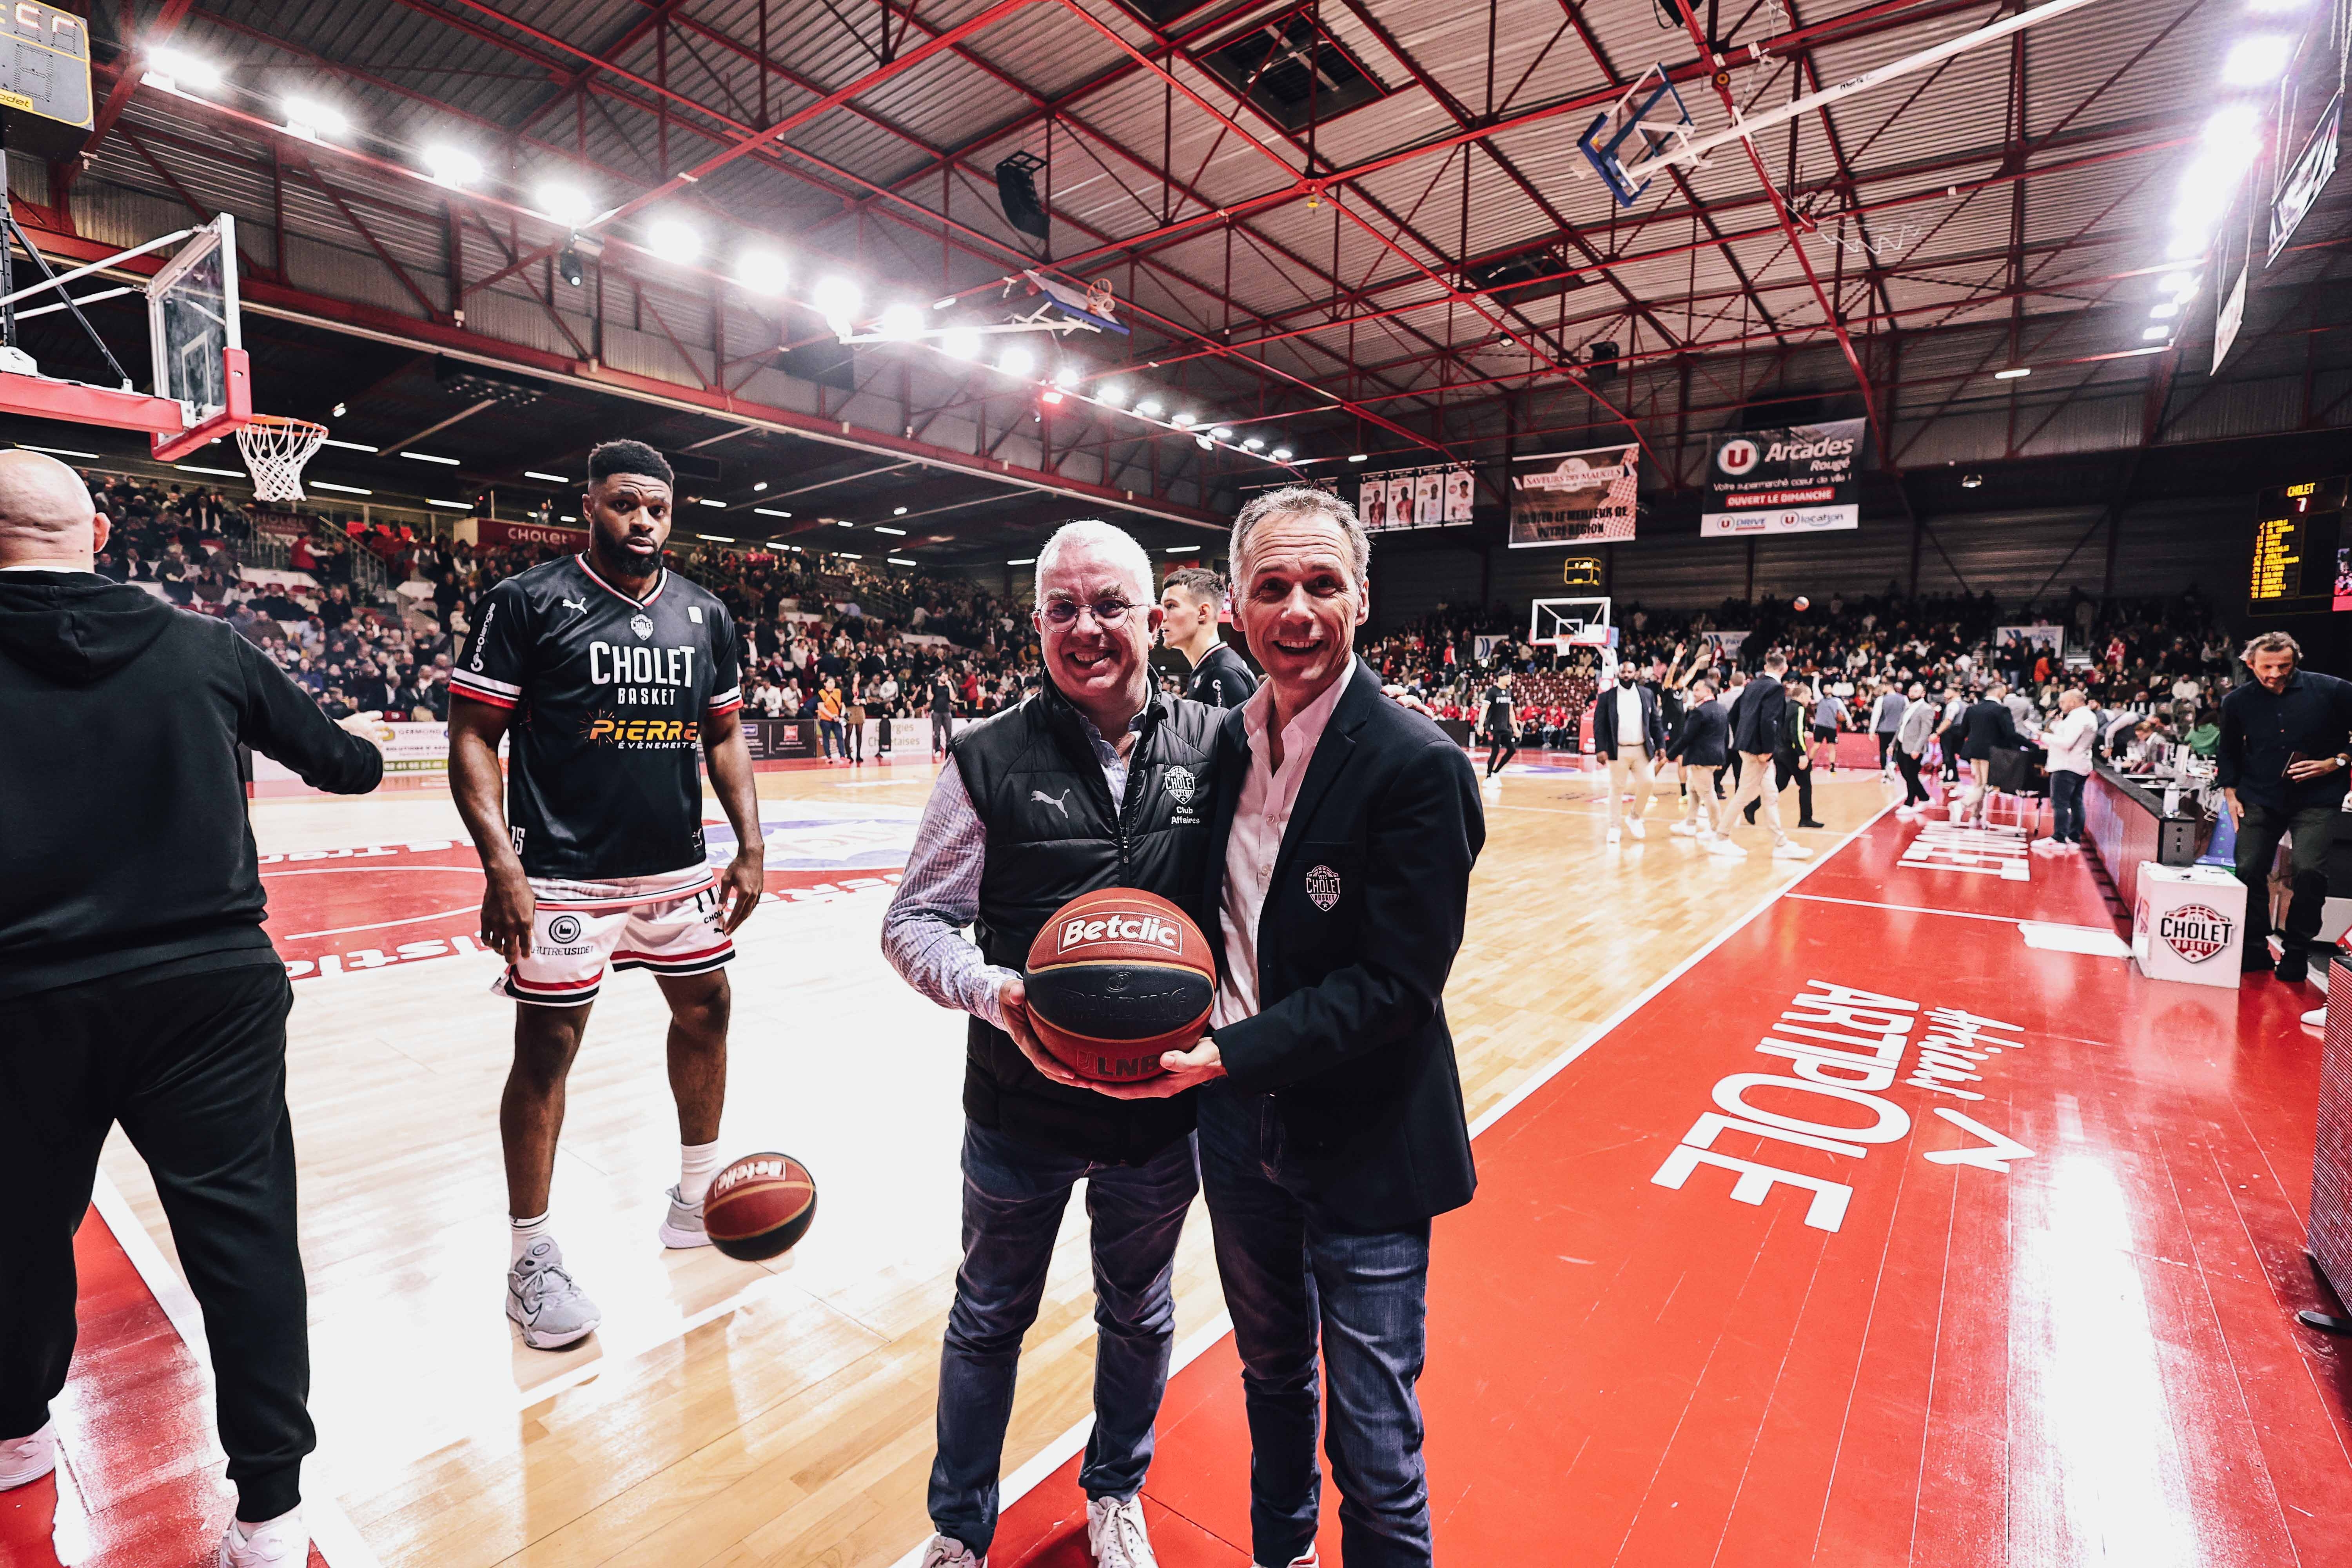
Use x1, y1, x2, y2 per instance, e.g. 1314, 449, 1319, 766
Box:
1215, 731, 1485, 1095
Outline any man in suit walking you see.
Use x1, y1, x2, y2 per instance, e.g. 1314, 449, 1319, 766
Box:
1094, 486, 1483, 1566
1713, 652, 1811, 860
1590, 657, 1668, 843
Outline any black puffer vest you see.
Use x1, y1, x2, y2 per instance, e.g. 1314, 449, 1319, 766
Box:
951, 677, 1223, 1163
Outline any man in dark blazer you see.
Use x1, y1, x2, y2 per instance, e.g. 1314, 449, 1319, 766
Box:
1718, 652, 1810, 858
1589, 657, 1668, 842
1945, 681, 2023, 828
1096, 486, 1483, 1566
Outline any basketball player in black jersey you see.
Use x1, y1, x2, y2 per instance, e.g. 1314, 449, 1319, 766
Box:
447, 441, 767, 1350
1158, 565, 1258, 708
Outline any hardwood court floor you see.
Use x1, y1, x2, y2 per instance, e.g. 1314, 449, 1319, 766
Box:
86, 753, 1894, 1568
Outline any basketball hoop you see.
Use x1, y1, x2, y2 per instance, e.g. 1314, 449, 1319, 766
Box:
235, 414, 329, 502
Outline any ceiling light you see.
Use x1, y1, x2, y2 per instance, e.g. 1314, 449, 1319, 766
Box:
2157, 271, 2198, 295
697, 497, 725, 508
998, 345, 1036, 377
1096, 382, 1127, 405
426, 497, 472, 509
319, 437, 376, 452
1053, 366, 1080, 388
145, 47, 222, 93
752, 481, 769, 492
1271, 447, 1294, 461
537, 183, 595, 227
2202, 103, 2265, 154
699, 533, 736, 542
2151, 301, 2180, 319
423, 144, 483, 188
1348, 452, 1368, 462
877, 303, 925, 340
330, 402, 347, 418
1009, 556, 1037, 564
1171, 411, 1197, 426
1164, 544, 1199, 554
836, 551, 862, 559
401, 451, 460, 465
1195, 434, 1213, 450
932, 295, 958, 310
1136, 397, 1163, 417
837, 519, 854, 527
1243, 437, 1266, 450
875, 524, 907, 535
646, 218, 702, 263
813, 276, 862, 333
1993, 367, 2030, 380
175, 464, 244, 477
524, 470, 568, 483
2164, 230, 2210, 260
893, 506, 909, 515
941, 327, 982, 359
2142, 325, 2171, 339
2245, 0, 2310, 11
1210, 426, 1233, 440
886, 557, 918, 566
559, 514, 577, 522
753, 506, 793, 517
557, 245, 584, 289
736, 249, 789, 295
1041, 388, 1065, 405
283, 99, 348, 140
1960, 473, 1984, 489
2220, 34, 2293, 86
310, 481, 373, 495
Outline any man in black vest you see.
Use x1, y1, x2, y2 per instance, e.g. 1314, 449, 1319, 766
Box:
1715, 652, 1811, 860
1092, 486, 1484, 1567
883, 519, 1223, 1568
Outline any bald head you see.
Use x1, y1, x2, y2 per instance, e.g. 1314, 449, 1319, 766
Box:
0, 451, 110, 570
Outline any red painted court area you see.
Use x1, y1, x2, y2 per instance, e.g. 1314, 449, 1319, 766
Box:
0, 1208, 328, 1568
993, 809, 2352, 1566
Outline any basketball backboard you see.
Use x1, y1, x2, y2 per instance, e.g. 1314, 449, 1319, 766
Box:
1578, 67, 1698, 209
1531, 595, 1613, 651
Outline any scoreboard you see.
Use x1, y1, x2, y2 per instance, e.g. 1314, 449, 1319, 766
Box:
2249, 476, 2348, 614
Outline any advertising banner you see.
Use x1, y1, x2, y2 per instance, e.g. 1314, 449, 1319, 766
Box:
251, 509, 309, 539
742, 717, 820, 760
1414, 472, 1444, 525
1443, 466, 1475, 522
1699, 420, 1866, 537
1359, 479, 1392, 530
1386, 475, 1416, 527
1995, 624, 2066, 653
456, 517, 590, 549
1509, 443, 1639, 547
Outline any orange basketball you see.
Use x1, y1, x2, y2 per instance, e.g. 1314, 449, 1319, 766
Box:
703, 1151, 818, 1261
1022, 888, 1216, 1082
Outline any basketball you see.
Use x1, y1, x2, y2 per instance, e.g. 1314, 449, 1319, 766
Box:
1793, 595, 1811, 611
702, 1152, 819, 1261
1022, 889, 1216, 1082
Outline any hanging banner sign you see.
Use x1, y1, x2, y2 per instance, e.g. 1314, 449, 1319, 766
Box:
2270, 92, 2342, 265
1508, 442, 1640, 546
1700, 420, 1866, 537
1357, 466, 1476, 533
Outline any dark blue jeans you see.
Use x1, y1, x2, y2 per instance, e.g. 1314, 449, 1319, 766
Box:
929, 1120, 1198, 1553
2049, 768, 2085, 844
1196, 1082, 1434, 1568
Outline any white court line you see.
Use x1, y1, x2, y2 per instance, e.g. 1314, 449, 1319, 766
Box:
1785, 892, 2031, 925
889, 799, 1900, 1564
90, 1171, 385, 1568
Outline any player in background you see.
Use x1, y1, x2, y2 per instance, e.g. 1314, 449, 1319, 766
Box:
446, 440, 766, 1350
1158, 566, 1258, 708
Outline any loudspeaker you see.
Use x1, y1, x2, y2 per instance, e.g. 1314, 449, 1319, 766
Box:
1587, 340, 1619, 382
996, 152, 1051, 241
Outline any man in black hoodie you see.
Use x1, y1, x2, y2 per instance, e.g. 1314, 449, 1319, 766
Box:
0, 452, 382, 1568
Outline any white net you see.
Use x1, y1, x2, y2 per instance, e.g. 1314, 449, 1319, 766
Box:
235, 416, 329, 503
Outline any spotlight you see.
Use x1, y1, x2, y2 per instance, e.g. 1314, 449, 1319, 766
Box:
876, 304, 925, 340
283, 99, 348, 140
1348, 452, 1368, 462
2220, 34, 2292, 86
1270, 447, 1293, 461
537, 183, 595, 227
145, 46, 223, 93
2157, 271, 2198, 295
1243, 437, 1265, 450
1993, 367, 2030, 381
753, 481, 769, 492
2202, 103, 2264, 154
941, 327, 982, 359
1195, 434, 1214, 450
933, 295, 959, 310
736, 249, 789, 296
1960, 473, 1984, 489
1171, 411, 1197, 427
894, 506, 909, 515
813, 276, 862, 336
557, 244, 585, 289
1210, 426, 1233, 440
423, 144, 483, 187
330, 401, 347, 417
2151, 301, 2179, 319
1096, 382, 1128, 406
1136, 397, 1163, 417
2142, 325, 2171, 340
999, 345, 1036, 377
646, 218, 703, 263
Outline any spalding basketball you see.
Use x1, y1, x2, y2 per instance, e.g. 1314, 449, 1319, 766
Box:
703, 1152, 818, 1261
1023, 888, 1215, 1082
1793, 595, 1811, 612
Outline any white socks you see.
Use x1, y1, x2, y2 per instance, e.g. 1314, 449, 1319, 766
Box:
510, 1210, 552, 1264
679, 1140, 723, 1206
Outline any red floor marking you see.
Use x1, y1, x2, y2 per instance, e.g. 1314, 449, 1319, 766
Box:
989, 810, 2352, 1566
0, 1208, 328, 1568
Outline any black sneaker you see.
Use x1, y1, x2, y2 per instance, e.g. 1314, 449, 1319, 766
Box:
2243, 950, 2276, 975
2276, 952, 2310, 986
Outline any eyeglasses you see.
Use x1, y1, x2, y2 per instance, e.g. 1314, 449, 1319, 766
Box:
1040, 597, 1138, 628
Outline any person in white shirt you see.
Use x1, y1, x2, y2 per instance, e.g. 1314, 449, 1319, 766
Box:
2036, 688, 2098, 855
1590, 662, 1664, 843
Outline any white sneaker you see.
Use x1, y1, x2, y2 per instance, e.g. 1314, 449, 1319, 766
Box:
1947, 804, 1966, 824
506, 1238, 601, 1350
1772, 840, 1814, 860
2059, 842, 2082, 855
1626, 818, 1646, 840
2303, 1005, 2328, 1030
219, 1509, 307, 1567
920, 1534, 984, 1568
1670, 820, 1697, 837
657, 1185, 710, 1249
1087, 1494, 1156, 1568
1706, 836, 1744, 858
0, 1421, 56, 1489
1606, 826, 1622, 844
2031, 839, 2059, 857
1895, 805, 1922, 820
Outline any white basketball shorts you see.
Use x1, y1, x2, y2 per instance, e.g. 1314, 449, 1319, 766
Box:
495, 865, 733, 1007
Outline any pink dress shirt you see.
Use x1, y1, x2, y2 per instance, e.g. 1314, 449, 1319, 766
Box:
1211, 658, 1359, 1032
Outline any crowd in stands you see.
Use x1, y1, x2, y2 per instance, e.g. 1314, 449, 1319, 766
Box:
80, 472, 1046, 729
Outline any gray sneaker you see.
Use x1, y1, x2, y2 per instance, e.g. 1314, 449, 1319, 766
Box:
506, 1238, 601, 1350
657, 1185, 711, 1249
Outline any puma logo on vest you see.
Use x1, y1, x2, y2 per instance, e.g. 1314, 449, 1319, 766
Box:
1031, 788, 1072, 817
